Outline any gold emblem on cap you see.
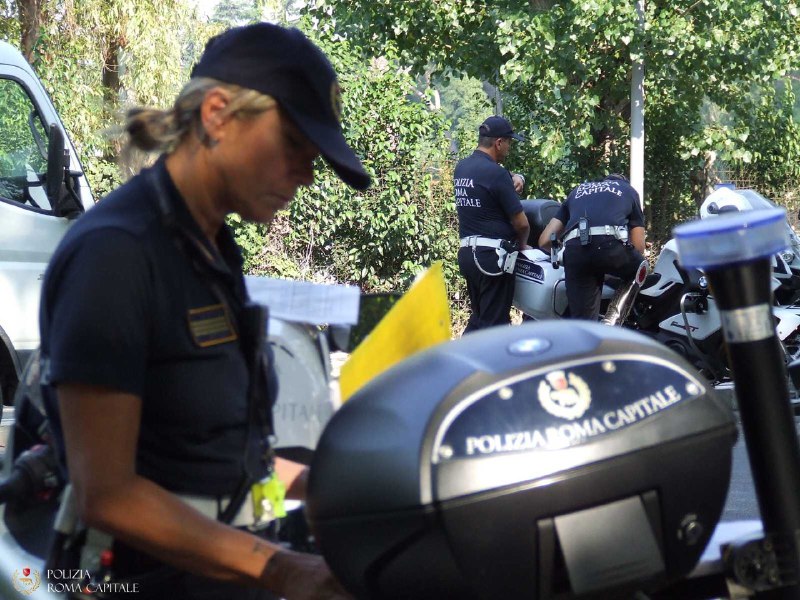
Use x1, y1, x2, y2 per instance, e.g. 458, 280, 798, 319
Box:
330, 82, 342, 122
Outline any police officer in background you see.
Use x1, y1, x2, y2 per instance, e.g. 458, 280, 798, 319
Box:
455, 116, 531, 333
538, 173, 646, 320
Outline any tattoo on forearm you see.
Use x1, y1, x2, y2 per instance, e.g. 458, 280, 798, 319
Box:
253, 541, 271, 557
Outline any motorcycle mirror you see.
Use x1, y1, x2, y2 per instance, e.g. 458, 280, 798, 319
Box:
328, 292, 402, 353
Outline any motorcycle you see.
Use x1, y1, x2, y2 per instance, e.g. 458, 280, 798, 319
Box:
511, 199, 629, 321
629, 238, 800, 385
513, 195, 800, 393
629, 187, 800, 388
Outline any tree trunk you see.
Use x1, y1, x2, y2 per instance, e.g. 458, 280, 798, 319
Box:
102, 37, 121, 104
481, 80, 503, 114
689, 151, 719, 208
18, 0, 44, 63
102, 37, 124, 165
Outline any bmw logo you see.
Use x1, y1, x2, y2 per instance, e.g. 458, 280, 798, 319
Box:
508, 338, 551, 356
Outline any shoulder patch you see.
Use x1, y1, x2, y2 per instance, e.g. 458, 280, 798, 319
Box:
187, 303, 237, 347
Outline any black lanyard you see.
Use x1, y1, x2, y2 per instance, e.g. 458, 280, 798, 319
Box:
146, 167, 276, 514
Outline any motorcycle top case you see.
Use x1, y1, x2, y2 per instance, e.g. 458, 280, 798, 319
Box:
521, 198, 562, 246
306, 322, 737, 600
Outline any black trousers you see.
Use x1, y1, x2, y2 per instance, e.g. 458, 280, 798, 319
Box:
563, 237, 644, 320
458, 246, 516, 333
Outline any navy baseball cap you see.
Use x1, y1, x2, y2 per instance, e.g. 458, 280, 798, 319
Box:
478, 116, 525, 141
191, 23, 370, 190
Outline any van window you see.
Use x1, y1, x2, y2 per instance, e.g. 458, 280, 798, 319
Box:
0, 78, 50, 208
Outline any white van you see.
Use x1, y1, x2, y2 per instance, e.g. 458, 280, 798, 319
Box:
0, 41, 94, 406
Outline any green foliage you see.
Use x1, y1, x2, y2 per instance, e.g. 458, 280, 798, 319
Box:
9, 0, 799, 331
83, 158, 120, 199
280, 24, 456, 292
0, 0, 213, 196
435, 74, 493, 157
724, 82, 800, 186
0, 5, 19, 41
307, 0, 800, 242
212, 0, 262, 26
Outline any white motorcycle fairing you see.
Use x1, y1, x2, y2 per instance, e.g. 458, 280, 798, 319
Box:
658, 300, 721, 342
639, 239, 682, 301
774, 306, 800, 343
701, 187, 800, 300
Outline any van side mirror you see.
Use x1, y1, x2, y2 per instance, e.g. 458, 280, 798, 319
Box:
45, 123, 83, 219
45, 123, 65, 206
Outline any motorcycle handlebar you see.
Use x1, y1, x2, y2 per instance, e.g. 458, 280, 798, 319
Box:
0, 444, 61, 506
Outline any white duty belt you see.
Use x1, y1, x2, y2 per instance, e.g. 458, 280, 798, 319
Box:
459, 236, 506, 249
562, 225, 629, 243
459, 235, 518, 276
178, 491, 269, 528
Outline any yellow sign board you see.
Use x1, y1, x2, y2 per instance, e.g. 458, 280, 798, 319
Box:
339, 262, 452, 402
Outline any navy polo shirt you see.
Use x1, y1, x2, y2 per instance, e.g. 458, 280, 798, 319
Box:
454, 150, 523, 240
40, 158, 270, 496
555, 179, 645, 233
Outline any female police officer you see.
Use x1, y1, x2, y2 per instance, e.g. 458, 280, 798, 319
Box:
39, 23, 368, 599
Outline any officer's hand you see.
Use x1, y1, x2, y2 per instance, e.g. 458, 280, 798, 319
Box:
512, 173, 525, 194
262, 550, 354, 600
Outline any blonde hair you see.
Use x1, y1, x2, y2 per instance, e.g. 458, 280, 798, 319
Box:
124, 77, 277, 154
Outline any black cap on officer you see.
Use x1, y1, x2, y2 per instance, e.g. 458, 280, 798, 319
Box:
478, 116, 525, 141
192, 23, 370, 190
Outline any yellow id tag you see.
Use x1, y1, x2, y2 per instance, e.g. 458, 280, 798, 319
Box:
252, 473, 286, 523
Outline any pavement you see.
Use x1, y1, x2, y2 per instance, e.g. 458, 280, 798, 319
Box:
721, 411, 800, 522
723, 430, 758, 521
716, 379, 800, 521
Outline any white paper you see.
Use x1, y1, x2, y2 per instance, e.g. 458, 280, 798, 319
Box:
245, 275, 360, 325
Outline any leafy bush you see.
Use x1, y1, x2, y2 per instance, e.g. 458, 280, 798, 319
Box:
229, 21, 463, 325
